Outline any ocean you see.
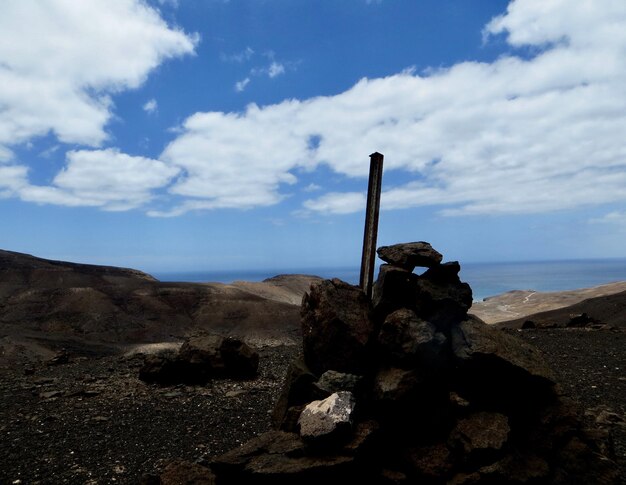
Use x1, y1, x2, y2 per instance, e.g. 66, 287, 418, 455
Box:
154, 258, 626, 302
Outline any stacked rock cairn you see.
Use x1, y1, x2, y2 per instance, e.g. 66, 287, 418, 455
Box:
210, 242, 619, 484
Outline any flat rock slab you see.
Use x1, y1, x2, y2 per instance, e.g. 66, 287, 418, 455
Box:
377, 242, 443, 271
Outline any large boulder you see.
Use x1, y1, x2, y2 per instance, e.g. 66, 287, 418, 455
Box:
414, 273, 473, 330
377, 242, 443, 271
138, 354, 185, 385
372, 264, 419, 323
377, 308, 448, 371
301, 279, 375, 375
179, 334, 258, 380
451, 316, 556, 411
139, 334, 259, 385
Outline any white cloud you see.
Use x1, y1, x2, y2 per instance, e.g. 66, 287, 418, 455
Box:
157, 0, 180, 7
157, 0, 626, 216
221, 47, 255, 63
268, 62, 286, 78
0, 165, 28, 198
591, 211, 626, 226
143, 99, 158, 114
235, 78, 251, 92
303, 192, 366, 215
15, 149, 179, 211
0, 0, 197, 154
303, 183, 322, 193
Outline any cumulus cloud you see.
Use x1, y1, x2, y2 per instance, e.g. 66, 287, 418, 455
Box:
14, 149, 179, 211
0, 0, 197, 153
157, 0, 626, 217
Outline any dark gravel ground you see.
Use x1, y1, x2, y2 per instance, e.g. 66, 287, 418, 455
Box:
510, 327, 626, 481
1, 328, 624, 484
0, 344, 299, 485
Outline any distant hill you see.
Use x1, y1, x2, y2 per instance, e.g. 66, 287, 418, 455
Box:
0, 249, 321, 364
494, 290, 626, 329
470, 281, 626, 324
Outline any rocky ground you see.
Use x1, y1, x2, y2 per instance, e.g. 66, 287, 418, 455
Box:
1, 249, 624, 483
1, 328, 624, 484
0, 344, 299, 484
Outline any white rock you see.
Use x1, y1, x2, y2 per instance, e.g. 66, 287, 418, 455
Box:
298, 391, 356, 440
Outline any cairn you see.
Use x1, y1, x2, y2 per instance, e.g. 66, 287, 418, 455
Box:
203, 242, 619, 484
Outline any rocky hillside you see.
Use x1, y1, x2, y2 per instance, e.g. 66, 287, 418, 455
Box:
0, 249, 321, 364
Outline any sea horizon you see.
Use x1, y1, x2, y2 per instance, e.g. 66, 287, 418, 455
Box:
153, 257, 626, 302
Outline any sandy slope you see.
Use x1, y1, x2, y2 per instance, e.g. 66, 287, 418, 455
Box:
470, 281, 626, 324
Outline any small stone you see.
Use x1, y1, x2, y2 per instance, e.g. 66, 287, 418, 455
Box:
159, 459, 216, 484
405, 443, 453, 479
314, 370, 364, 396
39, 390, 63, 399
298, 391, 356, 443
451, 412, 510, 459
225, 390, 246, 398
372, 367, 422, 402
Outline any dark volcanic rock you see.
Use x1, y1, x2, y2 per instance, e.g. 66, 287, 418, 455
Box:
301, 279, 374, 376
450, 412, 510, 462
414, 275, 473, 330
178, 334, 258, 380
158, 459, 216, 484
207, 242, 621, 485
211, 431, 361, 484
378, 308, 447, 371
138, 354, 185, 385
272, 357, 319, 432
140, 334, 259, 385
372, 264, 419, 323
377, 242, 443, 271
314, 370, 364, 396
451, 316, 556, 410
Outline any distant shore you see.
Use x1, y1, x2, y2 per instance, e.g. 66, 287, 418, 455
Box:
153, 258, 626, 302
470, 280, 626, 324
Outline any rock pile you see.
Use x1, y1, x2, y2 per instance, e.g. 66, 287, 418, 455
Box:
139, 334, 259, 385
182, 242, 619, 484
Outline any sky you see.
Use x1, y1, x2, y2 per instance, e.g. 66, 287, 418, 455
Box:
1, 0, 625, 274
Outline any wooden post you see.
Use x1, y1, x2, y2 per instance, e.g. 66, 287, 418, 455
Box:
359, 152, 384, 299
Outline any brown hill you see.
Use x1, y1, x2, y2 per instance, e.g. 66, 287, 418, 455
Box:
0, 249, 321, 364
470, 281, 626, 324
494, 289, 626, 329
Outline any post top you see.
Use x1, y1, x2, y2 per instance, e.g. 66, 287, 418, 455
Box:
370, 152, 384, 159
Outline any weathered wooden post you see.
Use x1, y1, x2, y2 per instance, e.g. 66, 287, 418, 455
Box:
359, 152, 384, 299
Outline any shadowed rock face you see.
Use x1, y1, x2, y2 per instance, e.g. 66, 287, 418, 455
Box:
0, 249, 320, 363
209, 242, 620, 485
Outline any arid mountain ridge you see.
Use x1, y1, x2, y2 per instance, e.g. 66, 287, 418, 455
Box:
0, 249, 321, 364
1, 248, 625, 364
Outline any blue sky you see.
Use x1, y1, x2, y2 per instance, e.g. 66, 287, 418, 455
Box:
1, 0, 625, 274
